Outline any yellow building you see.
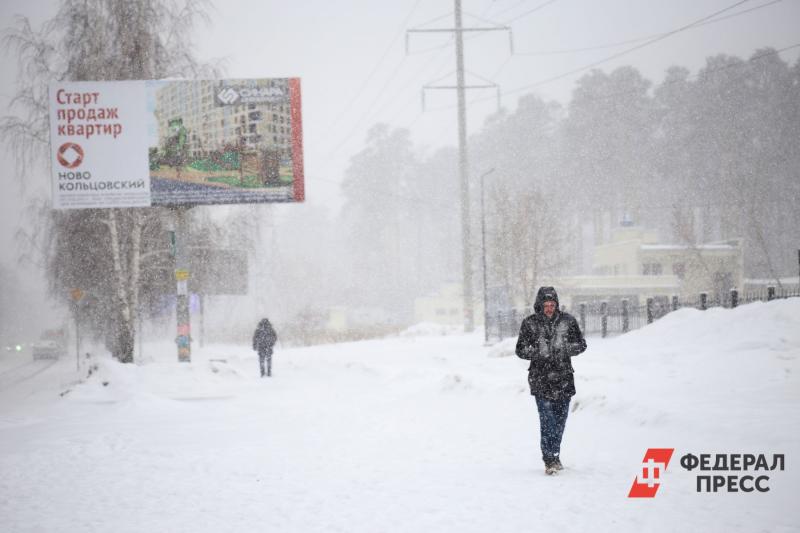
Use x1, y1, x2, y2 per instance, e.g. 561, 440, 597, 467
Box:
425, 225, 745, 319
414, 282, 484, 326
593, 226, 742, 299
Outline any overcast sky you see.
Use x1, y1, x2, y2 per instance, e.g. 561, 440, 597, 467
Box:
1, 0, 799, 257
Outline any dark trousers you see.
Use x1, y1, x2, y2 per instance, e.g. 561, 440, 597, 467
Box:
259, 350, 272, 377
535, 396, 571, 462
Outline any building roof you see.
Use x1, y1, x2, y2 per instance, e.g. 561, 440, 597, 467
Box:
640, 244, 738, 251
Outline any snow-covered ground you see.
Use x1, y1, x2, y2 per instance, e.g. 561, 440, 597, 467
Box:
1, 299, 798, 532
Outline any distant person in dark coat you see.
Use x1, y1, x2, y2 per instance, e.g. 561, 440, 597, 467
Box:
253, 318, 277, 377
516, 286, 587, 475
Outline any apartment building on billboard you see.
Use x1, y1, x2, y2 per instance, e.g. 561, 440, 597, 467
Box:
154, 79, 293, 159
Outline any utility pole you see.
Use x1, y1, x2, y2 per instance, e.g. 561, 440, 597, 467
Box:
170, 206, 192, 362
454, 0, 473, 332
479, 168, 495, 343
407, 1, 511, 333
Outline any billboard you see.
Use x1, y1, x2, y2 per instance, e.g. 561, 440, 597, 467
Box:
49, 79, 304, 208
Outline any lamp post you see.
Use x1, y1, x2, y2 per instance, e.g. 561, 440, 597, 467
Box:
479, 168, 495, 344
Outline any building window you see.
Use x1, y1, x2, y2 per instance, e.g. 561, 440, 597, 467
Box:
643, 263, 663, 275
672, 263, 686, 279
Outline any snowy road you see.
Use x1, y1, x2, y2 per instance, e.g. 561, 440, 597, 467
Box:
1, 300, 799, 532
0, 358, 59, 392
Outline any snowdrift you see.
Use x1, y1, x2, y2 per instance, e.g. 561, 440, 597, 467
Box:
0, 299, 798, 532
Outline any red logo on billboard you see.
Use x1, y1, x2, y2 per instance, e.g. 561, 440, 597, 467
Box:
628, 448, 675, 498
57, 142, 84, 168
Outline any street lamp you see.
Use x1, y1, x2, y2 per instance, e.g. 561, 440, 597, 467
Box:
479, 167, 495, 344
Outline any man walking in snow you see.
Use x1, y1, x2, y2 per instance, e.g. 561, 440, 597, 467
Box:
253, 318, 278, 378
516, 287, 587, 475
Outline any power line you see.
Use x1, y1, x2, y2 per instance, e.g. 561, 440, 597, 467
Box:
495, 0, 756, 99
500, 0, 561, 24
512, 0, 782, 57
386, 51, 456, 125
427, 40, 800, 115
324, 36, 456, 158
326, 0, 505, 157
406, 0, 551, 55
429, 0, 758, 111
402, 42, 799, 185
414, 11, 456, 29
489, 0, 780, 81
324, 56, 411, 156
490, 0, 542, 20
463, 10, 513, 28
319, 0, 423, 138
303, 45, 799, 216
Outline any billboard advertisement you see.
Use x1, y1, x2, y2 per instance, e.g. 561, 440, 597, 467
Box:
49, 79, 304, 208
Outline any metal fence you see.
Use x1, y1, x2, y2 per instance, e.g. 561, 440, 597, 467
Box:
487, 286, 800, 340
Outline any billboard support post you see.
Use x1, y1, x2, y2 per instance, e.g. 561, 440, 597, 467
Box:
174, 206, 192, 363
69, 288, 84, 372
199, 293, 205, 348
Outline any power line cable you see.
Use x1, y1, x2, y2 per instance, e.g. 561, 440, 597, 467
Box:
336, 0, 507, 154
412, 41, 797, 175
488, 0, 783, 86
471, 41, 800, 115
306, 43, 799, 215
513, 0, 782, 57
319, 0, 423, 138
427, 0, 757, 111
326, 1, 556, 169
463, 10, 510, 28
500, 0, 561, 24
415, 11, 459, 28
491, 0, 540, 19
498, 0, 755, 98
325, 35, 456, 158
407, 0, 553, 55
387, 50, 457, 124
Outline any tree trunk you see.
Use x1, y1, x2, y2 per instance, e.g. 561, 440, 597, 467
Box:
107, 208, 136, 363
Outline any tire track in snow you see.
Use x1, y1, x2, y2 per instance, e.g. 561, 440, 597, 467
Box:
0, 359, 58, 392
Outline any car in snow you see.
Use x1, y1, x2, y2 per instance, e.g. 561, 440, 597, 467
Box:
32, 340, 63, 360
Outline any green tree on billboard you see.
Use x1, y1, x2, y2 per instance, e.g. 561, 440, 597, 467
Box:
163, 118, 188, 178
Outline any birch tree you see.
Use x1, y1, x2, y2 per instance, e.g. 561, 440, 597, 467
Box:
2, 0, 217, 362
487, 185, 569, 310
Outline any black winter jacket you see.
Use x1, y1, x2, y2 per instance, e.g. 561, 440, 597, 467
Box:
253, 319, 277, 354
515, 287, 587, 399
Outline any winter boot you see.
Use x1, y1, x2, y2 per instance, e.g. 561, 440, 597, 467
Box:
544, 460, 559, 476
554, 457, 564, 471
